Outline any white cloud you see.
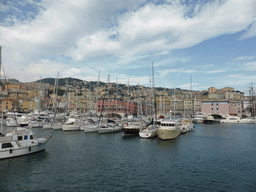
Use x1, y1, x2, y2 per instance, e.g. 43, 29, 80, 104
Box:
158, 68, 198, 77
0, 0, 255, 88
206, 70, 226, 74
236, 56, 255, 61
70, 0, 255, 62
245, 62, 256, 71
239, 18, 256, 40
178, 83, 198, 90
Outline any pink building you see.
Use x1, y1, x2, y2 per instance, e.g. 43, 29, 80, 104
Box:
201, 100, 242, 116
97, 98, 141, 117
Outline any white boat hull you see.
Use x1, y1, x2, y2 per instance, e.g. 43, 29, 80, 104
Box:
82, 125, 99, 133
43, 124, 53, 129
62, 124, 80, 131
192, 119, 204, 124
29, 123, 44, 128
6, 121, 18, 127
220, 120, 254, 124
52, 124, 63, 130
0, 144, 47, 159
98, 126, 122, 134
139, 128, 157, 138
157, 128, 180, 140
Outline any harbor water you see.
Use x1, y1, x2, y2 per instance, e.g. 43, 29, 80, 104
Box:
1, 123, 256, 191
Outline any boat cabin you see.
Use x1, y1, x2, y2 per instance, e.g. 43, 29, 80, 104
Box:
0, 130, 35, 150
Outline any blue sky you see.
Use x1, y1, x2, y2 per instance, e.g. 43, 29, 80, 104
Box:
0, 0, 256, 94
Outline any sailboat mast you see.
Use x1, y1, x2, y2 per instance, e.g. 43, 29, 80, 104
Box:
127, 79, 129, 116
116, 78, 118, 119
107, 74, 110, 126
96, 70, 100, 116
152, 62, 156, 123
174, 88, 176, 119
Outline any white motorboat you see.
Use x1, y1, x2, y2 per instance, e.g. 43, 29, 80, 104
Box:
220, 115, 254, 124
6, 118, 18, 127
139, 119, 161, 139
98, 124, 122, 134
52, 122, 64, 130
29, 119, 44, 128
17, 116, 30, 127
83, 124, 99, 133
62, 118, 82, 131
0, 127, 52, 159
192, 115, 205, 124
139, 125, 158, 138
157, 120, 181, 140
82, 119, 99, 133
180, 118, 194, 134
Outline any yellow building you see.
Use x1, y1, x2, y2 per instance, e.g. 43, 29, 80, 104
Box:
5, 84, 20, 90
0, 99, 13, 112
22, 100, 35, 112
27, 91, 38, 97
208, 87, 217, 94
156, 96, 171, 115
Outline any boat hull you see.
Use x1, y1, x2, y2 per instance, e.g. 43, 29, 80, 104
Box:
123, 128, 140, 136
157, 129, 180, 140
0, 143, 47, 160
43, 124, 53, 129
139, 128, 157, 138
98, 127, 122, 134
52, 124, 63, 130
62, 124, 80, 131
84, 128, 98, 133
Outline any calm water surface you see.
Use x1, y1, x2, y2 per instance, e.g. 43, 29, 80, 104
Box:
1, 124, 256, 191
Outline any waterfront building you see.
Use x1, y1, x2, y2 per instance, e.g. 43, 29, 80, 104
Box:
21, 100, 35, 112
96, 98, 148, 118
194, 98, 202, 115
201, 100, 242, 116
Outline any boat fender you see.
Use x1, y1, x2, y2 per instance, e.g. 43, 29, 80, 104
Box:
29, 147, 31, 151
10, 149, 12, 154
38, 142, 41, 146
